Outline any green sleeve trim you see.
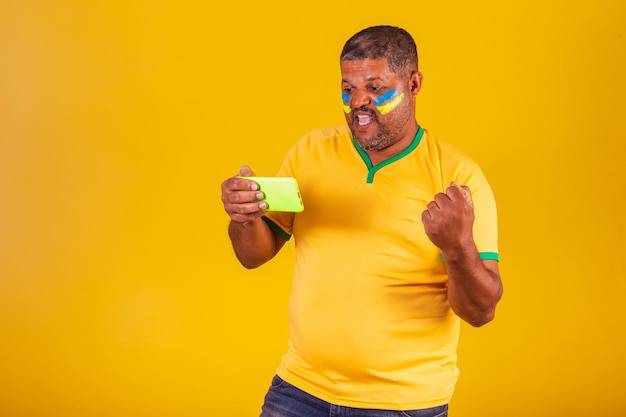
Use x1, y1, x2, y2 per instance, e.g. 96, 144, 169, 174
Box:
479, 252, 500, 261
441, 252, 500, 262
261, 216, 291, 241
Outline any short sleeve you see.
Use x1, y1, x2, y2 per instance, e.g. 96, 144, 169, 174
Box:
442, 150, 499, 260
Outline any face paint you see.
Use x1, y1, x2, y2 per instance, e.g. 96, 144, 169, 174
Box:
342, 92, 351, 114
374, 89, 405, 115
373, 89, 398, 106
342, 89, 405, 115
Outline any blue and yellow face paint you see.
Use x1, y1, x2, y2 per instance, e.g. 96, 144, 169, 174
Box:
342, 92, 351, 114
342, 89, 405, 115
374, 89, 405, 115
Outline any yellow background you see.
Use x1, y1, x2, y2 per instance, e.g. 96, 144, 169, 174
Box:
1, 1, 625, 416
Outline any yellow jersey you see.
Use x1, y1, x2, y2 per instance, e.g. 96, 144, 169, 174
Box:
263, 124, 498, 409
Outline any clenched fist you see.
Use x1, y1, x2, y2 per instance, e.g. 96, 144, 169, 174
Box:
421, 182, 475, 251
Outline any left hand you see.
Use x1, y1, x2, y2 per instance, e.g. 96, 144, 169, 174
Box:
421, 182, 475, 250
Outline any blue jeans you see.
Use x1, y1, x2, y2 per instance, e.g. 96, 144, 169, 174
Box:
260, 375, 448, 417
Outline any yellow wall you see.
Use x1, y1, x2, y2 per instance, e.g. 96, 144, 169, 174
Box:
1, 1, 624, 416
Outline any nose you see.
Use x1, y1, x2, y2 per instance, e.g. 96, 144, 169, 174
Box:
350, 89, 371, 110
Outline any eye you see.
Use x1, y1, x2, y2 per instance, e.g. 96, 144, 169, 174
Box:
343, 86, 354, 94
370, 85, 385, 93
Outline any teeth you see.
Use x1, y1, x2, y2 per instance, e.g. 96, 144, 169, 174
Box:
357, 115, 372, 126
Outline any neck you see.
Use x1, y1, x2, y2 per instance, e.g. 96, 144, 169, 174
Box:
366, 122, 420, 165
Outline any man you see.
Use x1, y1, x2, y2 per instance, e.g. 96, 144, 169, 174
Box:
221, 25, 502, 417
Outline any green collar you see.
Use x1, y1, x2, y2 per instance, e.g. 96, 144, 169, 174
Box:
352, 126, 424, 184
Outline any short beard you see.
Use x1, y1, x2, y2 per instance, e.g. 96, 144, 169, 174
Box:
360, 128, 392, 151
351, 106, 411, 152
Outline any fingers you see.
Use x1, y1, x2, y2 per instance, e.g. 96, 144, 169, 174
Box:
426, 199, 441, 212
227, 200, 268, 223
448, 182, 473, 205
421, 208, 433, 223
421, 184, 476, 249
222, 166, 260, 193
459, 185, 473, 207
224, 176, 259, 193
422, 193, 445, 226
221, 166, 267, 223
238, 165, 256, 177
222, 190, 267, 223
422, 182, 473, 223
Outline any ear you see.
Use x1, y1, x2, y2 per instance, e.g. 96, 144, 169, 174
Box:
409, 71, 423, 96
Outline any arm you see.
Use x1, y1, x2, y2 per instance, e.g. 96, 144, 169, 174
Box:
422, 183, 503, 327
221, 166, 287, 269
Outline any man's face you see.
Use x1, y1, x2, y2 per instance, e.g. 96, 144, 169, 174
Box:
341, 58, 418, 152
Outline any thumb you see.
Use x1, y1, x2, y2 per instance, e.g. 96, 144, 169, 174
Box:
238, 165, 256, 177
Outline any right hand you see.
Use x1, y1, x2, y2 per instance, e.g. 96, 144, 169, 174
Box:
221, 165, 268, 224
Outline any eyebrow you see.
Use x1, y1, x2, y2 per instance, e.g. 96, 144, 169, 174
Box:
341, 76, 385, 83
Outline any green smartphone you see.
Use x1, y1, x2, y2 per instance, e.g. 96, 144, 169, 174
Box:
240, 176, 304, 212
